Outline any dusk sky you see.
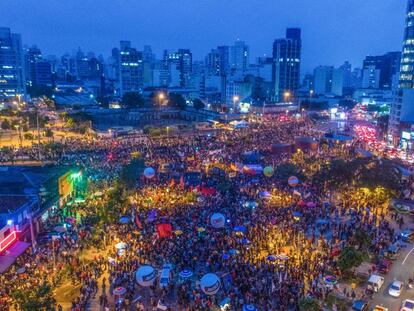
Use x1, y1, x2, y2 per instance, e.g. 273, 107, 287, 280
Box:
0, 0, 407, 73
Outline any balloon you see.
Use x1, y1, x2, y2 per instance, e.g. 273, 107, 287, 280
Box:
263, 166, 274, 177
136, 265, 156, 287
288, 176, 299, 187
144, 167, 155, 179
200, 273, 221, 295
210, 213, 226, 228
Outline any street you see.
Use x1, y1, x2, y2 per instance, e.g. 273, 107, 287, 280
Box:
370, 242, 414, 309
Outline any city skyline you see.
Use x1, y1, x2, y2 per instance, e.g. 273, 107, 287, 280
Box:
0, 0, 406, 72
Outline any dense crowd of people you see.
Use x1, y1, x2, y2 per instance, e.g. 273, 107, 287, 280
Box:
0, 115, 410, 310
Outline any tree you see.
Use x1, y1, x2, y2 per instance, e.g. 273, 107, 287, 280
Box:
168, 93, 187, 109
122, 92, 145, 108
298, 297, 320, 311
338, 246, 364, 273
45, 128, 53, 138
12, 281, 56, 311
119, 157, 146, 189
24, 132, 34, 140
193, 98, 205, 110
313, 159, 353, 191
352, 229, 371, 251
275, 163, 304, 182
27, 85, 54, 98
355, 158, 401, 192
1, 119, 10, 130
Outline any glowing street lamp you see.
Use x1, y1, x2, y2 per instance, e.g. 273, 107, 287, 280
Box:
283, 91, 291, 102
232, 95, 240, 112
158, 92, 165, 108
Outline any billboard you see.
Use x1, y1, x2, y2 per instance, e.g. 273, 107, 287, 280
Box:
58, 172, 73, 198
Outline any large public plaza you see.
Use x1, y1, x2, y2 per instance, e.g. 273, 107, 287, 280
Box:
0, 112, 413, 311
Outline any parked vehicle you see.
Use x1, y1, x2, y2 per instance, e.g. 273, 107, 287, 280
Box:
366, 274, 384, 293
384, 244, 401, 260
400, 229, 414, 242
401, 299, 414, 311
388, 280, 403, 297
377, 259, 393, 274
352, 300, 369, 311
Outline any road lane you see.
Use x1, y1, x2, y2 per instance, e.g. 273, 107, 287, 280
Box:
370, 242, 414, 310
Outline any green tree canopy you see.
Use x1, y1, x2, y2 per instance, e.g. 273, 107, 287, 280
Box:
338, 246, 364, 273
119, 157, 146, 189
275, 163, 304, 183
122, 92, 145, 109
298, 297, 321, 311
12, 281, 56, 311
193, 98, 205, 110
168, 93, 187, 109
1, 119, 10, 130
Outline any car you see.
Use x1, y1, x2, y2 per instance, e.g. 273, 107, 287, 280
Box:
373, 306, 388, 311
400, 229, 414, 242
352, 300, 369, 311
384, 244, 401, 260
388, 280, 404, 297
377, 259, 393, 274
401, 299, 414, 311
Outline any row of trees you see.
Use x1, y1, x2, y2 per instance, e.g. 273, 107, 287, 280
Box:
121, 92, 205, 110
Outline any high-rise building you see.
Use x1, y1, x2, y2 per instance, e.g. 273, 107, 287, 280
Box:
361, 65, 381, 89
24, 46, 42, 86
177, 49, 192, 88
119, 41, 143, 95
389, 0, 414, 139
272, 28, 302, 102
313, 65, 344, 96
0, 27, 26, 100
205, 46, 230, 76
313, 66, 332, 95
33, 61, 53, 86
340, 61, 352, 89
362, 52, 401, 89
388, 0, 414, 142
230, 40, 249, 73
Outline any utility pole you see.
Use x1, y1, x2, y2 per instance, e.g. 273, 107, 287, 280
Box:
36, 110, 41, 163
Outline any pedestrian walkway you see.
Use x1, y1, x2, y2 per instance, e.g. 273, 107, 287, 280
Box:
86, 270, 113, 311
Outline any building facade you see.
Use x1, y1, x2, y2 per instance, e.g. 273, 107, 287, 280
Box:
0, 27, 26, 100
119, 41, 144, 96
389, 0, 414, 140
272, 28, 301, 102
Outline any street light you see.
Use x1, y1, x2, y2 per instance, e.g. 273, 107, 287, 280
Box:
232, 95, 240, 112
283, 91, 291, 103
158, 92, 165, 109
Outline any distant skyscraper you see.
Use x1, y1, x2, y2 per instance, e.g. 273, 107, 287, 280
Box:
177, 49, 192, 88
313, 66, 333, 95
231, 40, 249, 73
362, 52, 401, 89
119, 41, 143, 95
340, 61, 352, 89
272, 28, 301, 102
33, 61, 53, 86
361, 65, 381, 89
205, 46, 230, 77
0, 27, 26, 100
24, 46, 42, 87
